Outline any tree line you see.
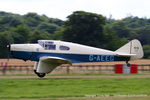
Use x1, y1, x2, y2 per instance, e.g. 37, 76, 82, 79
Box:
0, 11, 150, 58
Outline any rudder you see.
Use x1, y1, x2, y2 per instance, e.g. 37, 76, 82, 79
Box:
115, 39, 144, 60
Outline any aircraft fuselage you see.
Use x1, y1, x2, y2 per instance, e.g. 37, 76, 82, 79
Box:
11, 40, 130, 63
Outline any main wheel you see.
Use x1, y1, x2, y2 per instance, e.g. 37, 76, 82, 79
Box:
36, 73, 46, 78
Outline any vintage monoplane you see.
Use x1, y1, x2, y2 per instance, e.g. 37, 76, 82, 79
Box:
9, 39, 143, 77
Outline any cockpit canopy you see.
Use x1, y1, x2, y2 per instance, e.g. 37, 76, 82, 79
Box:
38, 40, 70, 51
38, 40, 56, 50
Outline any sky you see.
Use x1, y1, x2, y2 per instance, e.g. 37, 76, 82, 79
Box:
0, 0, 150, 20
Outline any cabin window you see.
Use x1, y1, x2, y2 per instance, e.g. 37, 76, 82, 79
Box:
39, 42, 44, 47
38, 40, 56, 50
45, 44, 56, 50
59, 45, 70, 50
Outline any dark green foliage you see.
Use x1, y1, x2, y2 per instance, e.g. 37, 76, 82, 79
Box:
0, 33, 9, 58
136, 25, 150, 45
37, 22, 59, 33
0, 12, 23, 32
63, 11, 105, 48
0, 11, 63, 58
0, 11, 150, 58
62, 11, 128, 50
105, 16, 150, 57
11, 25, 30, 43
103, 23, 128, 50
23, 13, 45, 29
143, 45, 150, 58
49, 18, 64, 26
52, 28, 64, 40
111, 21, 131, 38
29, 30, 49, 43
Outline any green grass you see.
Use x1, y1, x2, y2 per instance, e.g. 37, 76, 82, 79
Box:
0, 78, 150, 99
2, 73, 149, 76
47, 73, 150, 76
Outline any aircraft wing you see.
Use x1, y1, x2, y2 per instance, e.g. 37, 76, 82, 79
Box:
36, 56, 72, 73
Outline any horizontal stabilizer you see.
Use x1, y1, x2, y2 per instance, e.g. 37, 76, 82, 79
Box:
116, 52, 136, 57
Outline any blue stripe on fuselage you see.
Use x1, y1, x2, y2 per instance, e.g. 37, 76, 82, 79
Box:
11, 51, 130, 63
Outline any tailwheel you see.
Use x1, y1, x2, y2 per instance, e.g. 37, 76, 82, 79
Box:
126, 61, 130, 67
36, 73, 46, 78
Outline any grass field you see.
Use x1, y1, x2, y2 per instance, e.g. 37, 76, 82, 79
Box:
1, 73, 150, 76
1, 75, 150, 100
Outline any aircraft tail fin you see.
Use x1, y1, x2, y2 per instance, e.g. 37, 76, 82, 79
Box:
115, 39, 144, 60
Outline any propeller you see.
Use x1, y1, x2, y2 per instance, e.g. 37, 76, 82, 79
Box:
7, 32, 11, 61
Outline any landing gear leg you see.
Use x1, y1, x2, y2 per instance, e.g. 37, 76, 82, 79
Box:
34, 70, 38, 74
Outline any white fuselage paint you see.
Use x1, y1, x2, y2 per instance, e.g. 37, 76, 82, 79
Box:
11, 40, 117, 55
